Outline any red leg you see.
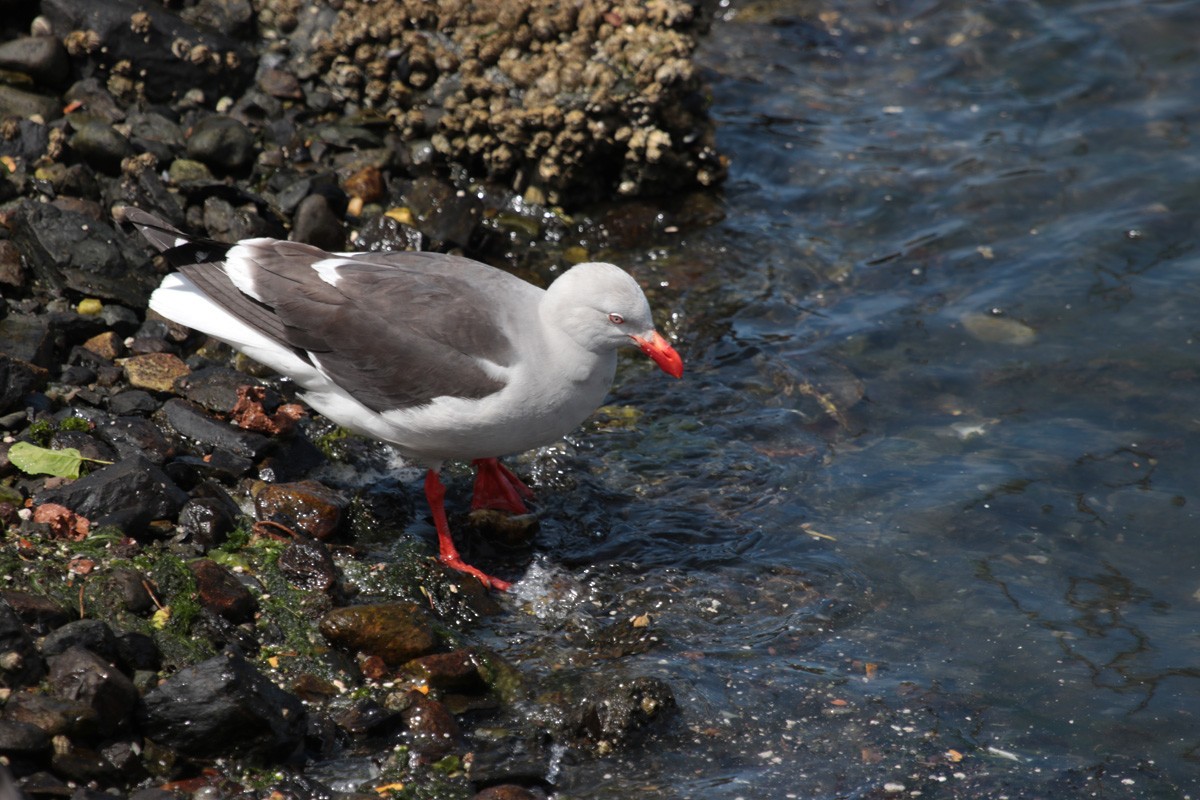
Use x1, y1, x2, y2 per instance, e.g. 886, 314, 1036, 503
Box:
470, 458, 535, 513
424, 470, 511, 591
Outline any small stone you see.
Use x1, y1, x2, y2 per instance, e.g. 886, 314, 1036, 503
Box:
46, 646, 138, 736
176, 496, 237, 550
277, 538, 338, 591
259, 67, 303, 99
157, 397, 270, 458
186, 114, 257, 172
399, 689, 459, 759
69, 120, 136, 176
342, 165, 384, 203
81, 331, 124, 360
319, 603, 438, 665
473, 786, 539, 800
0, 590, 70, 632
167, 158, 213, 184
290, 193, 345, 250
0, 35, 70, 88
108, 389, 157, 415
254, 480, 348, 540
187, 558, 257, 623
403, 649, 487, 693
40, 619, 119, 663
0, 599, 45, 688
122, 352, 190, 393
0, 240, 25, 289
0, 720, 52, 756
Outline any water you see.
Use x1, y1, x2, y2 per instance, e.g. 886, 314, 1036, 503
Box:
479, 1, 1200, 797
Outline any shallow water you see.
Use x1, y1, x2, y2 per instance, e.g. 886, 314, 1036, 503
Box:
476, 0, 1200, 797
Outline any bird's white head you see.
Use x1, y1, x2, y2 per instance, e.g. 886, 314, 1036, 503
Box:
544, 262, 684, 378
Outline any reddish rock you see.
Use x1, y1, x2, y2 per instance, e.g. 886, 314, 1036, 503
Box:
187, 558, 257, 623
254, 479, 347, 540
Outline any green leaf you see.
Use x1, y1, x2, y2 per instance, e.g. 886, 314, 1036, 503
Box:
7, 441, 110, 478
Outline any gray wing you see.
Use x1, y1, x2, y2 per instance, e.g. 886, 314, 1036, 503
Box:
181, 243, 533, 412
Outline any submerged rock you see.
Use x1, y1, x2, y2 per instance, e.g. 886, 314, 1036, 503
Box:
319, 603, 438, 666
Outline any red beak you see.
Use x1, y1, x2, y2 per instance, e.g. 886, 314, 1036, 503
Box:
631, 331, 684, 378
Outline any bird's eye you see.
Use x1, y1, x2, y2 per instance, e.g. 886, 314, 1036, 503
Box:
608, 313, 625, 325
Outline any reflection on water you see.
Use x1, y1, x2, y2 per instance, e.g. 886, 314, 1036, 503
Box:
486, 0, 1200, 796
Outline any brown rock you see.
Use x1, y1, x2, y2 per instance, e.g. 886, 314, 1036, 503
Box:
319, 603, 437, 665
254, 479, 347, 540
0, 240, 24, 288
342, 165, 384, 203
403, 649, 486, 693
122, 352, 190, 393
399, 689, 459, 759
187, 558, 257, 623
81, 331, 125, 360
473, 786, 539, 800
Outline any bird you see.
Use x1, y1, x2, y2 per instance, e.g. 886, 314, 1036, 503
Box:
119, 207, 683, 590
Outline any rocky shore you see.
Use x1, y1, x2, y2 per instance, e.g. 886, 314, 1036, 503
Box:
0, 0, 720, 797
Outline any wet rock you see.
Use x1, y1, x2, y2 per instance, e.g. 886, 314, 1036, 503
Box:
277, 538, 338, 592
108, 389, 158, 415
0, 315, 57, 370
0, 84, 61, 122
10, 203, 154, 304
473, 786, 539, 800
122, 352, 190, 393
40, 620, 119, 664
0, 599, 45, 689
157, 398, 270, 458
126, 111, 184, 165
319, 603, 438, 666
70, 120, 136, 176
466, 509, 540, 548
254, 480, 347, 540
0, 720, 51, 758
51, 744, 124, 785
81, 331, 125, 361
187, 115, 257, 173
167, 157, 213, 185
176, 496, 236, 550
181, 0, 255, 39
399, 689, 459, 760
139, 653, 306, 760
0, 591, 70, 633
0, 240, 25, 290
187, 558, 257, 623
0, 36, 70, 88
291, 193, 345, 250
331, 699, 400, 737
191, 607, 261, 658
173, 365, 278, 414
47, 429, 117, 468
570, 676, 677, 752
0, 354, 48, 414
405, 175, 482, 248
41, 0, 256, 105
1, 692, 100, 739
94, 415, 173, 464
37, 454, 189, 534
46, 646, 138, 736
350, 213, 425, 253
402, 650, 487, 693
107, 568, 157, 615
259, 66, 303, 99
114, 631, 161, 673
